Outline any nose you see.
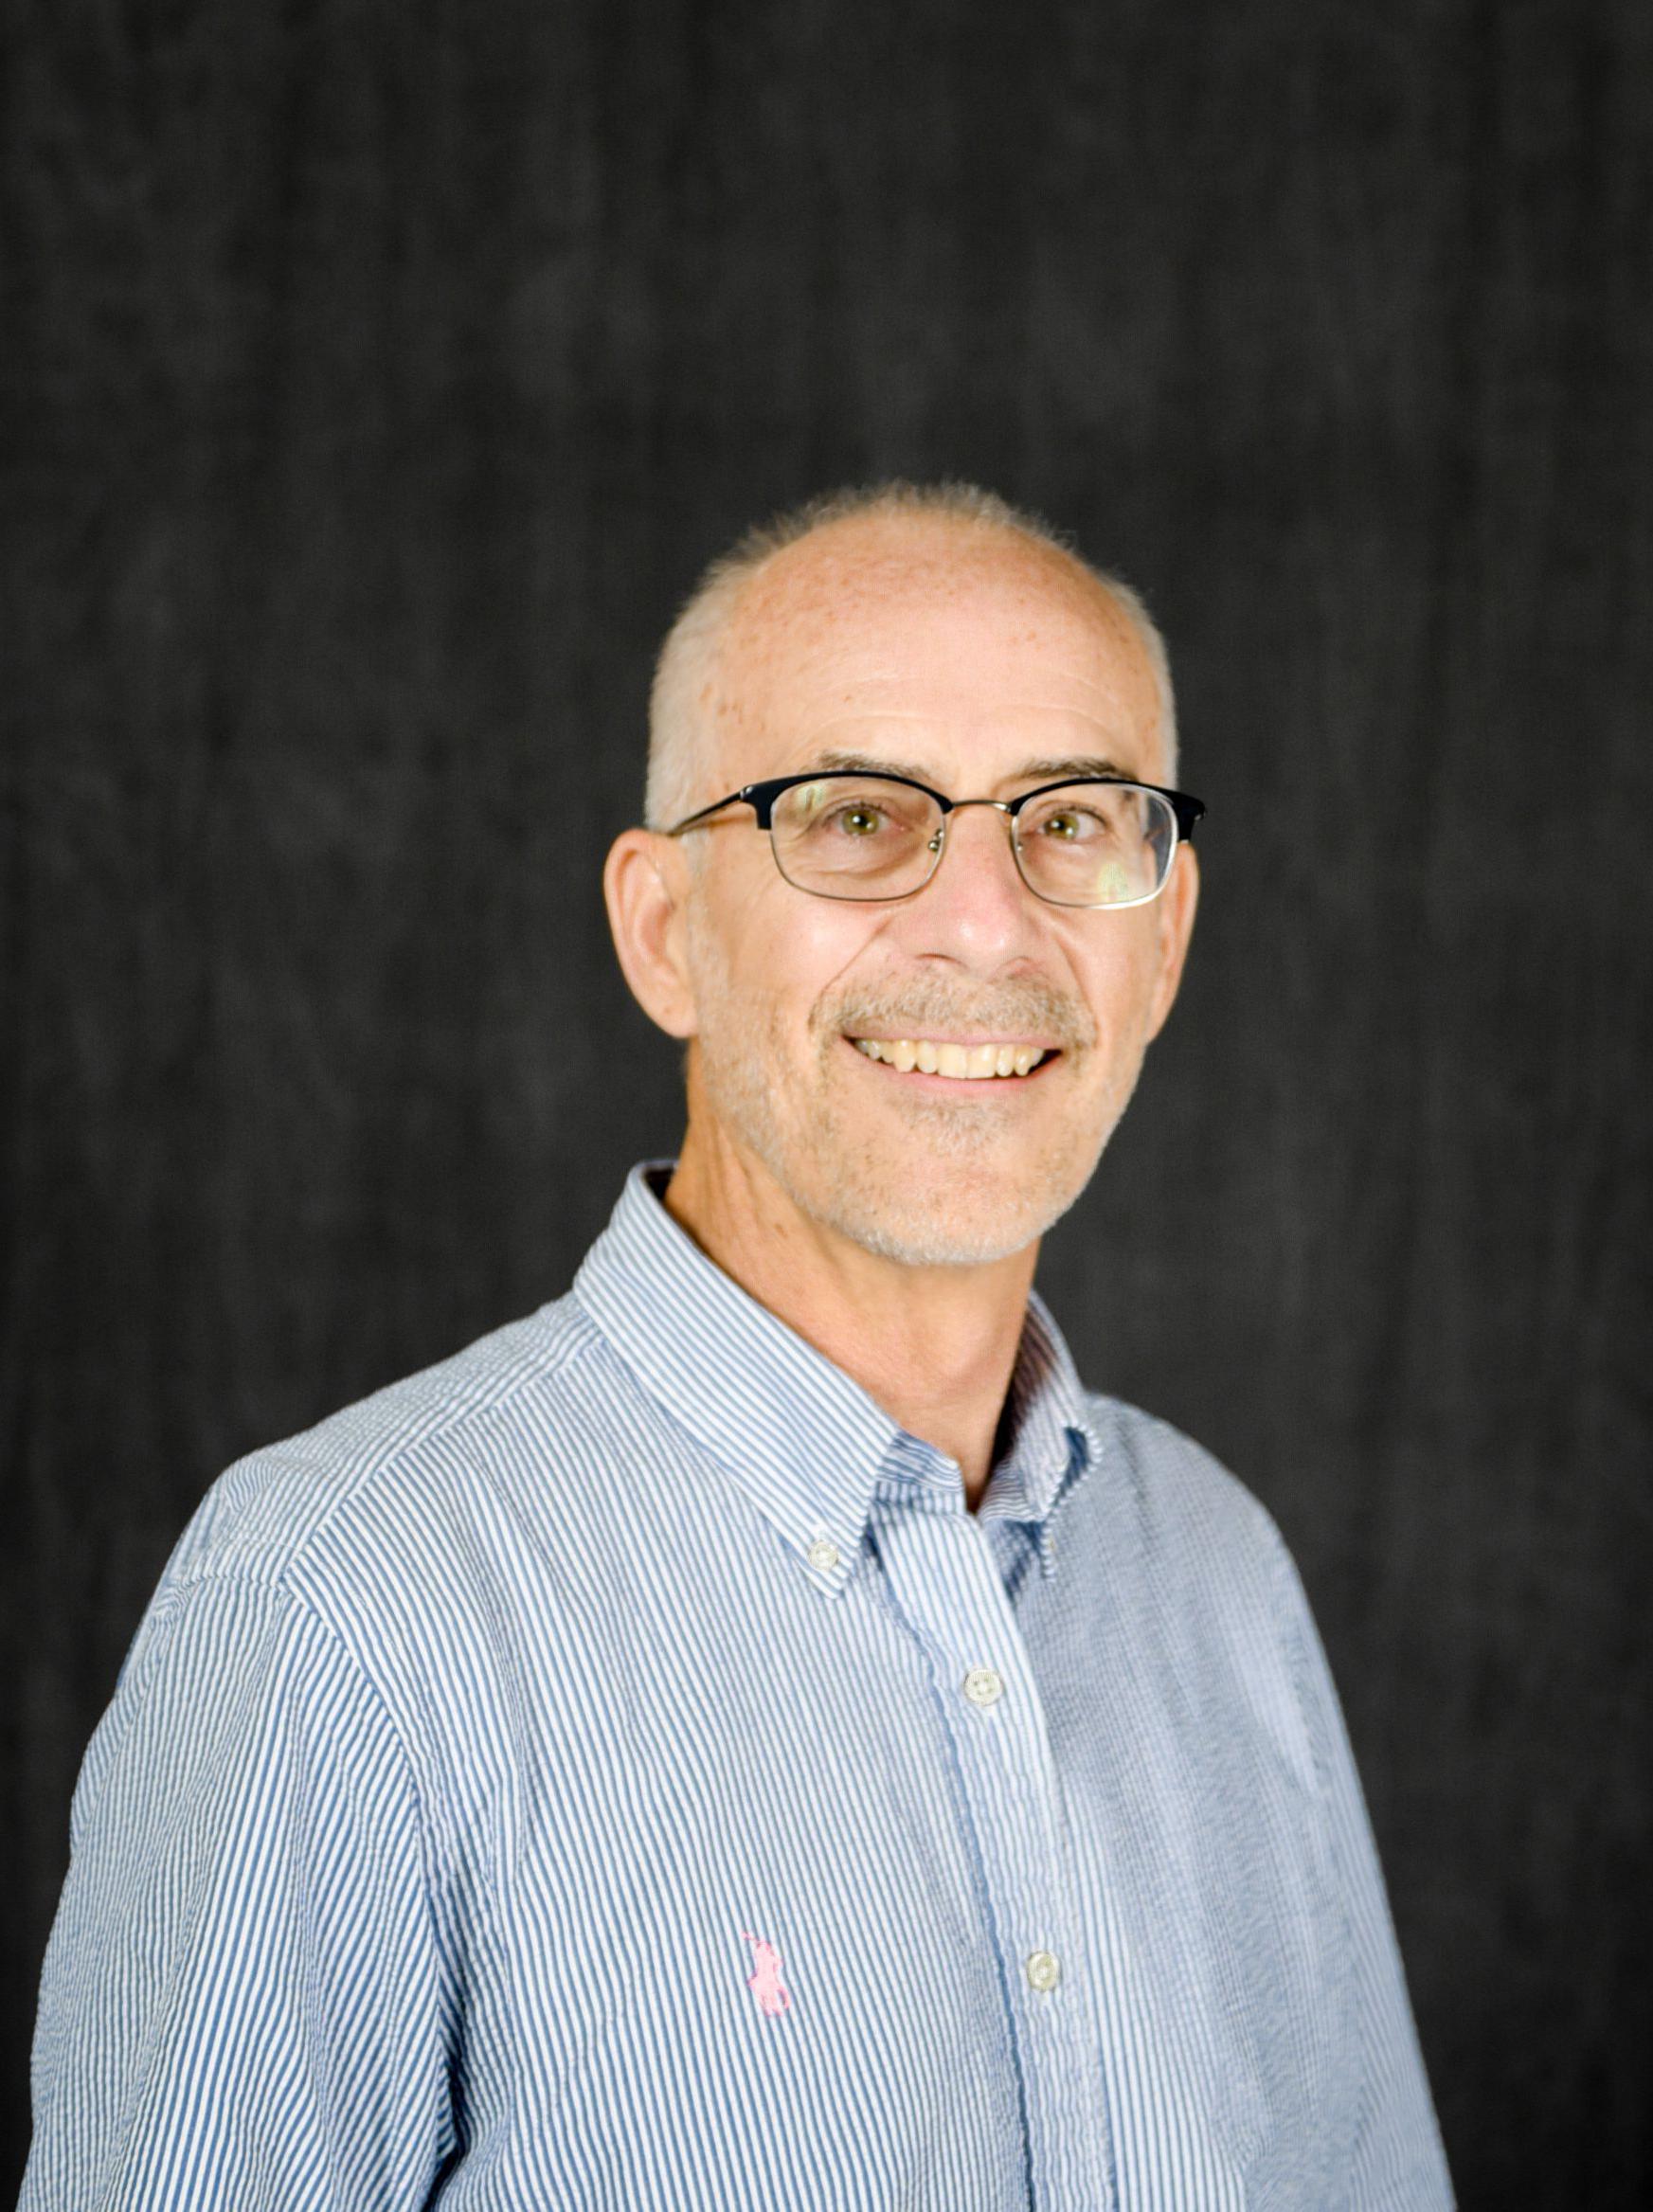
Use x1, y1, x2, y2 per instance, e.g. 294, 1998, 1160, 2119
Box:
903, 800, 1042, 964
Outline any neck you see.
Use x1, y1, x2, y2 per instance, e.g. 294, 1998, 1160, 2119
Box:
663, 1119, 1037, 1511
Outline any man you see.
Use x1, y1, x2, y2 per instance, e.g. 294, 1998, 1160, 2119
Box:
22, 482, 1453, 2208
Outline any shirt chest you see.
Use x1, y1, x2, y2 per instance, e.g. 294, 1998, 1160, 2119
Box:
422, 1488, 1356, 2209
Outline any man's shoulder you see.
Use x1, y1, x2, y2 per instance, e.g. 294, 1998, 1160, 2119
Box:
157, 1286, 609, 1607
1072, 1393, 1328, 1756
1078, 1388, 1293, 1582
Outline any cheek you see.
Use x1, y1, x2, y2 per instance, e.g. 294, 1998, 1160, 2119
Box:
1072, 918, 1164, 1039
694, 873, 877, 1030
795, 905, 895, 1006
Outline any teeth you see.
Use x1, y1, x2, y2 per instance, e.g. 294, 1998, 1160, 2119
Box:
851, 1037, 1049, 1079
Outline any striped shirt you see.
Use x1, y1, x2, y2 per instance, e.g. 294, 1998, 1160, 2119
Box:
23, 1160, 1452, 2210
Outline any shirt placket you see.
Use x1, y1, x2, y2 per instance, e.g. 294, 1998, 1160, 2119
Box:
869, 1484, 1118, 2212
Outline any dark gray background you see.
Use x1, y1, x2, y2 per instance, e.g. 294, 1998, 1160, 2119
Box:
5, 1, 1649, 2202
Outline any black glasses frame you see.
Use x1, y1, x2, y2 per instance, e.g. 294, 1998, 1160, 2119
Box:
663, 770, 1205, 906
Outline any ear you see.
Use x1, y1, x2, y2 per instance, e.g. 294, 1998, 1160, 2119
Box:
602, 828, 699, 1040
1144, 842, 1199, 1043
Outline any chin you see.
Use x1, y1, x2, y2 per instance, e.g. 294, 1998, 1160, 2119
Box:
810, 1155, 1089, 1269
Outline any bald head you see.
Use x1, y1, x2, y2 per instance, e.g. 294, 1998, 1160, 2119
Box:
645, 482, 1177, 836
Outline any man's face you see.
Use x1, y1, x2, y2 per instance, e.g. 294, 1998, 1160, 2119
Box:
672, 517, 1197, 1268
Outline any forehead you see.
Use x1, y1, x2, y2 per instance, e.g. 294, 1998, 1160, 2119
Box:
709, 517, 1165, 786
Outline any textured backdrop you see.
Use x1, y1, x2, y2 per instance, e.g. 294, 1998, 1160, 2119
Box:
4, 1, 1650, 2202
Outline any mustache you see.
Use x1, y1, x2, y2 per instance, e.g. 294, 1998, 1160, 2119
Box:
818, 979, 1095, 1054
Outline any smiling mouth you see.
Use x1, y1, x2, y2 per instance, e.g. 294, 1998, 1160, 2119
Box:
845, 1035, 1059, 1081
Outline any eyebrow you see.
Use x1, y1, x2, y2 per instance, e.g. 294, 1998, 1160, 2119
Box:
803, 747, 1144, 788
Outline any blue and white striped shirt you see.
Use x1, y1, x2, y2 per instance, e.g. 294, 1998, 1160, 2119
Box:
24, 1160, 1452, 2210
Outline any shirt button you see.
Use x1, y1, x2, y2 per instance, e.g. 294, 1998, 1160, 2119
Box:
1025, 1950, 1060, 1992
962, 1665, 1004, 1708
806, 1535, 840, 1574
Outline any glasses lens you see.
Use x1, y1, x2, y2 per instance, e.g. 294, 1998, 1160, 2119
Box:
1014, 783, 1176, 907
770, 776, 942, 899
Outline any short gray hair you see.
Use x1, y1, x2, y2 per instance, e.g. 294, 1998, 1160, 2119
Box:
644, 478, 1178, 833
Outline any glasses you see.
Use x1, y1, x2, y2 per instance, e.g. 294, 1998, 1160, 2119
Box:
664, 771, 1205, 908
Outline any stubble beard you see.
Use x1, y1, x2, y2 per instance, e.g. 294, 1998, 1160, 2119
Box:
685, 920, 1137, 1268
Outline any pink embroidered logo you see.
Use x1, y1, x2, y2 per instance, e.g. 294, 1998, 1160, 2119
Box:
741, 1932, 793, 2017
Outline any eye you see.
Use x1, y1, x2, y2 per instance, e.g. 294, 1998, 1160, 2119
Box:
829, 803, 887, 836
1034, 806, 1106, 841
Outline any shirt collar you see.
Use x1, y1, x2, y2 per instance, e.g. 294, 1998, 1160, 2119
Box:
572, 1160, 1104, 1596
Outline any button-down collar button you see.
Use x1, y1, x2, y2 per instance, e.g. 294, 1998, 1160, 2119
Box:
806, 1534, 840, 1574
963, 1665, 1004, 1709
1026, 1950, 1060, 1991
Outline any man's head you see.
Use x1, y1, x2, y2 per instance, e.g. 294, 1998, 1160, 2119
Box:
643, 481, 1180, 836
603, 481, 1199, 1269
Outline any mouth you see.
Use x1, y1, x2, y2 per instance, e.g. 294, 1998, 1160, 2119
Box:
840, 1034, 1063, 1088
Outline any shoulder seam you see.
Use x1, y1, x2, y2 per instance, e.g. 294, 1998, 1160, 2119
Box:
255, 1302, 604, 1582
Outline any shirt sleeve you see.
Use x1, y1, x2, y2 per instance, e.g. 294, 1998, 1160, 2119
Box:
1265, 1530, 1456, 2211
20, 1573, 457, 2211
